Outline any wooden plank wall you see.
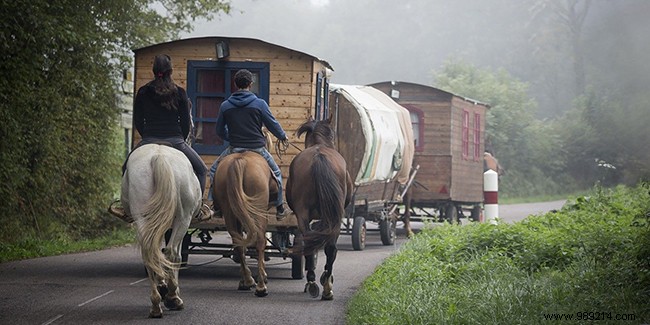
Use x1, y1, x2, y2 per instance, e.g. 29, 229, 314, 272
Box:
132, 38, 327, 183
449, 97, 485, 202
370, 82, 487, 205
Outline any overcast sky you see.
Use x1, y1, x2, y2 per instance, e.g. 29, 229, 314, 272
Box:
180, 0, 649, 118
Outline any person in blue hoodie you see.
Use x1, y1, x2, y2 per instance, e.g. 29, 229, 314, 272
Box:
209, 69, 289, 219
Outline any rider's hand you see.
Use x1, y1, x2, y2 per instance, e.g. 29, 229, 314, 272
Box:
280, 138, 289, 148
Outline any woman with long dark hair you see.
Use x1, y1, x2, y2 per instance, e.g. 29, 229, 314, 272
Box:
110, 54, 212, 222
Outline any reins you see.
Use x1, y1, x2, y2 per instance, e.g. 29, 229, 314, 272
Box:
274, 139, 302, 164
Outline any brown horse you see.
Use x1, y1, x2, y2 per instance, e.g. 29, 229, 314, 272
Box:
286, 116, 352, 300
484, 152, 505, 177
214, 151, 277, 297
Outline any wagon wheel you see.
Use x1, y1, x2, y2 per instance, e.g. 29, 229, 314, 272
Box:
181, 233, 191, 267
291, 257, 304, 279
351, 216, 366, 251
291, 236, 304, 279
470, 205, 482, 222
379, 211, 396, 246
445, 204, 459, 224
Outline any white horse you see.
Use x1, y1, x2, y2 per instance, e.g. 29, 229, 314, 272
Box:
121, 144, 201, 318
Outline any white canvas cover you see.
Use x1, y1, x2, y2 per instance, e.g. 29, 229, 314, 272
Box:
330, 84, 415, 185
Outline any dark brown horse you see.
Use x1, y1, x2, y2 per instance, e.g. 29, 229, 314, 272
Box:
286, 116, 352, 300
214, 151, 277, 297
484, 152, 505, 177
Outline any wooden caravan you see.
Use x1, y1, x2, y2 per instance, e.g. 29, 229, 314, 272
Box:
369, 81, 488, 222
133, 37, 333, 187
132, 37, 332, 278
329, 84, 417, 249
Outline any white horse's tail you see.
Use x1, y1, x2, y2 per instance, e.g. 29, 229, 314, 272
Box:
138, 154, 178, 279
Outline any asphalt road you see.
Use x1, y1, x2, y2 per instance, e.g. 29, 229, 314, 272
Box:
498, 200, 567, 223
0, 201, 565, 325
0, 227, 405, 325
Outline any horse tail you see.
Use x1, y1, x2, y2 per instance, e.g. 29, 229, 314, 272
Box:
138, 154, 178, 279
302, 153, 344, 255
226, 157, 266, 249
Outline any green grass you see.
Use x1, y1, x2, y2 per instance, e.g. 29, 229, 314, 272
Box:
347, 184, 650, 324
0, 226, 136, 263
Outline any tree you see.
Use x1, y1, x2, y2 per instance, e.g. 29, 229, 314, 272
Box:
0, 0, 231, 243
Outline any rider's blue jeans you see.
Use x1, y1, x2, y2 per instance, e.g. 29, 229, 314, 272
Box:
208, 146, 283, 207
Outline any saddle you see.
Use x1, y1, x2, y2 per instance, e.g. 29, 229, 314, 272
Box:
122, 140, 178, 175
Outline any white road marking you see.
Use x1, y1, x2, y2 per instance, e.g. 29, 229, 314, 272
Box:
129, 278, 147, 285
77, 290, 114, 307
41, 314, 63, 325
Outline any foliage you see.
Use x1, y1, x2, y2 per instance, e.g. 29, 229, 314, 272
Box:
557, 89, 650, 187
0, 0, 230, 243
347, 183, 650, 324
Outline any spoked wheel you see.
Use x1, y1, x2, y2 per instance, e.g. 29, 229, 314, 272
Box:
291, 236, 304, 279
379, 215, 396, 245
291, 256, 304, 279
181, 233, 191, 267
446, 203, 459, 224
351, 216, 366, 251
470, 204, 482, 222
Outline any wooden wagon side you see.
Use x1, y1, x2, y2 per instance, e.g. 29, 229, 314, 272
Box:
132, 37, 333, 278
133, 37, 332, 181
369, 81, 488, 222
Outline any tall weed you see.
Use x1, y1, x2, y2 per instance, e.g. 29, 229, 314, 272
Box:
347, 183, 650, 324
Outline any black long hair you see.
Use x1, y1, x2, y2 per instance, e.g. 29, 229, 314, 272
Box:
151, 54, 178, 111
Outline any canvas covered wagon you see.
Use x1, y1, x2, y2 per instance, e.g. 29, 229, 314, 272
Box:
328, 84, 418, 250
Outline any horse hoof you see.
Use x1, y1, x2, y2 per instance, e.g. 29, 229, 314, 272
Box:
306, 281, 320, 298
164, 297, 184, 310
238, 280, 255, 291
255, 289, 268, 297
149, 309, 163, 318
321, 292, 334, 301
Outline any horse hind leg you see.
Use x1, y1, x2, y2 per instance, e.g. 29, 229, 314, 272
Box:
234, 246, 256, 291
161, 247, 184, 311
320, 243, 338, 301
254, 235, 269, 297
304, 253, 320, 298
147, 268, 165, 318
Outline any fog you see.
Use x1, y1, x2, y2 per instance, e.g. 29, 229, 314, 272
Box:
182, 0, 650, 118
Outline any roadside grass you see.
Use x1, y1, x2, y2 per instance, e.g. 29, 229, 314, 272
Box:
0, 226, 135, 263
347, 184, 650, 324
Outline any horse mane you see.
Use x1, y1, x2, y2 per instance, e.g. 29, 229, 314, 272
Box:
296, 118, 335, 148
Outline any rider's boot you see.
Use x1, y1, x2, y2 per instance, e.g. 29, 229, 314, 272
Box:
108, 200, 134, 223
276, 203, 289, 221
195, 203, 214, 221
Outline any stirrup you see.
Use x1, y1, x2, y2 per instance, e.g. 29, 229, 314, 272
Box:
108, 200, 134, 223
